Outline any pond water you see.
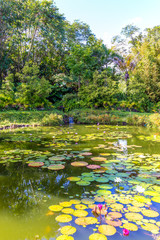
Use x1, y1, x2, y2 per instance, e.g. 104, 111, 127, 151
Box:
1, 124, 160, 240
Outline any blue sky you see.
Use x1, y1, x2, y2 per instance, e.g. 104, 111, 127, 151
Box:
54, 0, 160, 47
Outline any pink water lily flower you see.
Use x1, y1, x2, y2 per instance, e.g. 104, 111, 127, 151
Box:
98, 204, 103, 211
123, 228, 129, 236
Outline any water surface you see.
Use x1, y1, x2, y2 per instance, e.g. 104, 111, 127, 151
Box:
0, 125, 160, 240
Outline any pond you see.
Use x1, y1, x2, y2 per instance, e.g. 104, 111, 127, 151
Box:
1, 124, 160, 240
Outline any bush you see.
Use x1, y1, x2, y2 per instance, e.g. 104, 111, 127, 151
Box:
41, 113, 63, 126
148, 113, 160, 128
16, 62, 52, 108
62, 93, 81, 111
126, 115, 147, 126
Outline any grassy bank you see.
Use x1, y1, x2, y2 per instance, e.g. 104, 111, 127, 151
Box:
0, 109, 159, 129
0, 110, 64, 128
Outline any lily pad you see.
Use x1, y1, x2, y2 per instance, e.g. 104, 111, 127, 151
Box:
107, 212, 122, 219
48, 164, 65, 170
141, 223, 159, 233
49, 156, 65, 161
62, 208, 74, 214
75, 204, 87, 210
60, 202, 72, 207
87, 165, 101, 169
134, 196, 151, 204
71, 161, 88, 167
106, 219, 122, 227
96, 177, 109, 183
81, 199, 95, 205
67, 177, 81, 182
28, 161, 44, 167
91, 157, 106, 162
56, 214, 72, 223
125, 212, 143, 221
48, 205, 63, 212
73, 210, 88, 217
98, 225, 116, 236
60, 226, 76, 235
75, 217, 98, 226
110, 203, 123, 210
70, 199, 81, 204
127, 206, 141, 212
81, 152, 92, 156
89, 233, 107, 240
142, 210, 159, 217
123, 223, 138, 231
76, 180, 90, 186
96, 190, 111, 195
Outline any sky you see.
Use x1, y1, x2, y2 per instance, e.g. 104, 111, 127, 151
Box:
54, 0, 160, 47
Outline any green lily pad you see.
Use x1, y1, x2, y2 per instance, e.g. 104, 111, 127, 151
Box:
56, 214, 72, 223
125, 212, 143, 221
60, 202, 72, 207
76, 180, 90, 186
89, 233, 107, 240
49, 156, 65, 161
142, 210, 159, 217
96, 177, 109, 183
141, 223, 159, 233
61, 208, 74, 214
75, 204, 87, 210
48, 205, 63, 212
98, 225, 116, 236
81, 198, 95, 204
60, 226, 76, 235
73, 210, 88, 217
123, 223, 138, 231
67, 177, 81, 182
28, 161, 44, 167
91, 157, 106, 162
71, 161, 88, 167
48, 164, 65, 170
75, 217, 98, 226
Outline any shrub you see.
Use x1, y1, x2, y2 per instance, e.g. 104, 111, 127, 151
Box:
41, 113, 63, 126
62, 93, 81, 111
148, 113, 160, 128
126, 115, 147, 126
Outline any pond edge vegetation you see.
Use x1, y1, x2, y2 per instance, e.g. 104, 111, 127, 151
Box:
0, 109, 160, 130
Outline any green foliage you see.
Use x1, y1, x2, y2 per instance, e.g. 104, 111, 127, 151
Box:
0, 0, 160, 113
0, 73, 15, 109
16, 62, 52, 109
78, 70, 120, 108
68, 109, 119, 124
126, 114, 147, 126
62, 93, 80, 111
0, 110, 64, 128
81, 114, 119, 124
148, 113, 160, 128
41, 113, 63, 126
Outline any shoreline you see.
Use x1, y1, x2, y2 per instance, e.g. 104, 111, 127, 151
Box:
0, 109, 159, 130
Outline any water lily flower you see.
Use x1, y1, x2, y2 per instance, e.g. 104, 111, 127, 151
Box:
114, 177, 122, 183
135, 185, 145, 193
123, 228, 129, 236
98, 204, 103, 211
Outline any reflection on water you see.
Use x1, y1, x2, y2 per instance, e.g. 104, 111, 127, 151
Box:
0, 125, 160, 240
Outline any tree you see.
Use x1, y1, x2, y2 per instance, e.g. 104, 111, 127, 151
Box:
16, 62, 52, 108
0, 73, 15, 108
